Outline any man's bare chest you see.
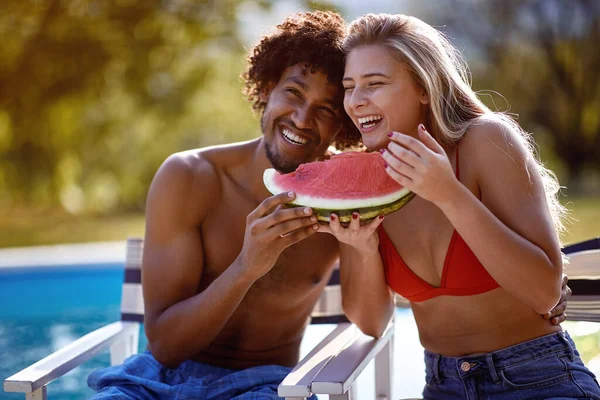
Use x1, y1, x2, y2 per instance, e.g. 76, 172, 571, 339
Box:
199, 191, 339, 294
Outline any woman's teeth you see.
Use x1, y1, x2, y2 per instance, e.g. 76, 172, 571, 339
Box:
358, 115, 383, 129
282, 128, 309, 145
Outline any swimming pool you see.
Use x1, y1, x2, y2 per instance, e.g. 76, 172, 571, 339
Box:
0, 261, 148, 400
0, 242, 146, 400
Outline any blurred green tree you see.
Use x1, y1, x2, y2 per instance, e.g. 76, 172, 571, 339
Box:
0, 0, 269, 213
436, 0, 600, 192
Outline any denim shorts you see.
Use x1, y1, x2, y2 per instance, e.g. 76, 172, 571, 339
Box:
88, 350, 315, 400
423, 331, 600, 399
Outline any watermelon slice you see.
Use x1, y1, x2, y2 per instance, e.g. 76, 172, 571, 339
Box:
263, 151, 415, 222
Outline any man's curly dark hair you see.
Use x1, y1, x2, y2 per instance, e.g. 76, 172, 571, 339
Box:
243, 11, 361, 149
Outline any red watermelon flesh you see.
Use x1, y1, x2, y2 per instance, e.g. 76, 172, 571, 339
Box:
272, 152, 401, 199
263, 151, 414, 221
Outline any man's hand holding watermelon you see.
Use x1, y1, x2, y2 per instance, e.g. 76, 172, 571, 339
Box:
236, 191, 320, 280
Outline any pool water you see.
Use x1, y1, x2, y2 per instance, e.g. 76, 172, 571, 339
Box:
0, 264, 150, 400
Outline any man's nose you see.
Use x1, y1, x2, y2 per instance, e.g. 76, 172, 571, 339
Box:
291, 106, 313, 130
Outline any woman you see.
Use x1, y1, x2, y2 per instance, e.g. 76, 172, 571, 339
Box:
323, 13, 600, 399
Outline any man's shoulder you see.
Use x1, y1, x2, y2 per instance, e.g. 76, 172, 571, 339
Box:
157, 149, 219, 190
150, 140, 258, 206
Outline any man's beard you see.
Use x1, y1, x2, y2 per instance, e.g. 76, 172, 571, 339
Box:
264, 141, 304, 174
262, 115, 313, 173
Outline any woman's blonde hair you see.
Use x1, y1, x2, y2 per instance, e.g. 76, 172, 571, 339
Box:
342, 13, 568, 237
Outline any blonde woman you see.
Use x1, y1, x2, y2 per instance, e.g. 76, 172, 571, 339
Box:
323, 13, 600, 399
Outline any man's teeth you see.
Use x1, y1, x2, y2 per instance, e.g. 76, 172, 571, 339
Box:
282, 128, 309, 145
358, 115, 383, 128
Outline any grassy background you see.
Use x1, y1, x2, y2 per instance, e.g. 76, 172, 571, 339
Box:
1, 196, 597, 249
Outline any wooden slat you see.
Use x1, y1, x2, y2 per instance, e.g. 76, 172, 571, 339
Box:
311, 285, 343, 318
568, 297, 600, 322
569, 280, 600, 295
311, 315, 350, 324
563, 238, 600, 254
120, 283, 144, 316
125, 238, 143, 270
121, 313, 145, 323
561, 240, 600, 323
564, 249, 600, 278
124, 268, 141, 284
328, 268, 341, 285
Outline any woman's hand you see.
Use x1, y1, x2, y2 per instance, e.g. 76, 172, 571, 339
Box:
381, 124, 460, 207
319, 212, 385, 253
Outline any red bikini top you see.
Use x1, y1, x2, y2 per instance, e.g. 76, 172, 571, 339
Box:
377, 147, 500, 302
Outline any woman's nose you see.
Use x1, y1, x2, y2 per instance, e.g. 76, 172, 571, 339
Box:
348, 87, 367, 110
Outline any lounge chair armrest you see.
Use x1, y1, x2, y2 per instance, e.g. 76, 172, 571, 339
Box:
279, 323, 355, 398
4, 321, 138, 395
278, 322, 394, 398
311, 323, 394, 395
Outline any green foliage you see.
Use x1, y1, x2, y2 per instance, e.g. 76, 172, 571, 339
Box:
0, 0, 263, 213
1, 0, 598, 216
428, 0, 600, 191
306, 1, 339, 13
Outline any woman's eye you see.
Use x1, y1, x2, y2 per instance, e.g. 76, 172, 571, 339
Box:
286, 88, 301, 97
343, 87, 354, 92
368, 82, 383, 87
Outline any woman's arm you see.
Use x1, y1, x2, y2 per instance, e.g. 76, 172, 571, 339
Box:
321, 215, 395, 338
383, 120, 563, 315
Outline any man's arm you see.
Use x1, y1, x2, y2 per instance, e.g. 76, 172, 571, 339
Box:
544, 274, 571, 325
142, 153, 320, 368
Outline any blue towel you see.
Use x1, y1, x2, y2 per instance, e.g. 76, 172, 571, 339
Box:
88, 350, 316, 399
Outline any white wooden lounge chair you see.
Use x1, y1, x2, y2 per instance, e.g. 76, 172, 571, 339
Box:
3, 238, 395, 400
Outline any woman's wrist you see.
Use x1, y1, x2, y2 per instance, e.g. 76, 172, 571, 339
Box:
435, 181, 470, 215
340, 237, 380, 258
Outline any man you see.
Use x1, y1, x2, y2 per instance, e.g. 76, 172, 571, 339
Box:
88, 10, 568, 400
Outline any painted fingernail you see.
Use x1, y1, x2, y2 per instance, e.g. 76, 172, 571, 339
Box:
352, 213, 358, 220
330, 214, 336, 221
379, 148, 385, 154
288, 191, 295, 198
387, 132, 393, 137
310, 216, 317, 222
383, 163, 388, 168
419, 124, 425, 131
379, 214, 385, 220
312, 224, 320, 230
303, 207, 312, 215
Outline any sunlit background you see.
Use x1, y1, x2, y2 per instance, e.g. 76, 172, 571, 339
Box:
1, 0, 599, 399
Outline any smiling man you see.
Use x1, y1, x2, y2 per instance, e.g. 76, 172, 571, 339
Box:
86, 11, 361, 400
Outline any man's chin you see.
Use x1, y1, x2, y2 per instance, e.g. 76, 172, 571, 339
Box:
264, 143, 305, 173
272, 161, 300, 174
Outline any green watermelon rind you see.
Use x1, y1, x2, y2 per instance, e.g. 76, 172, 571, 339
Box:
263, 168, 416, 222
308, 191, 416, 222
